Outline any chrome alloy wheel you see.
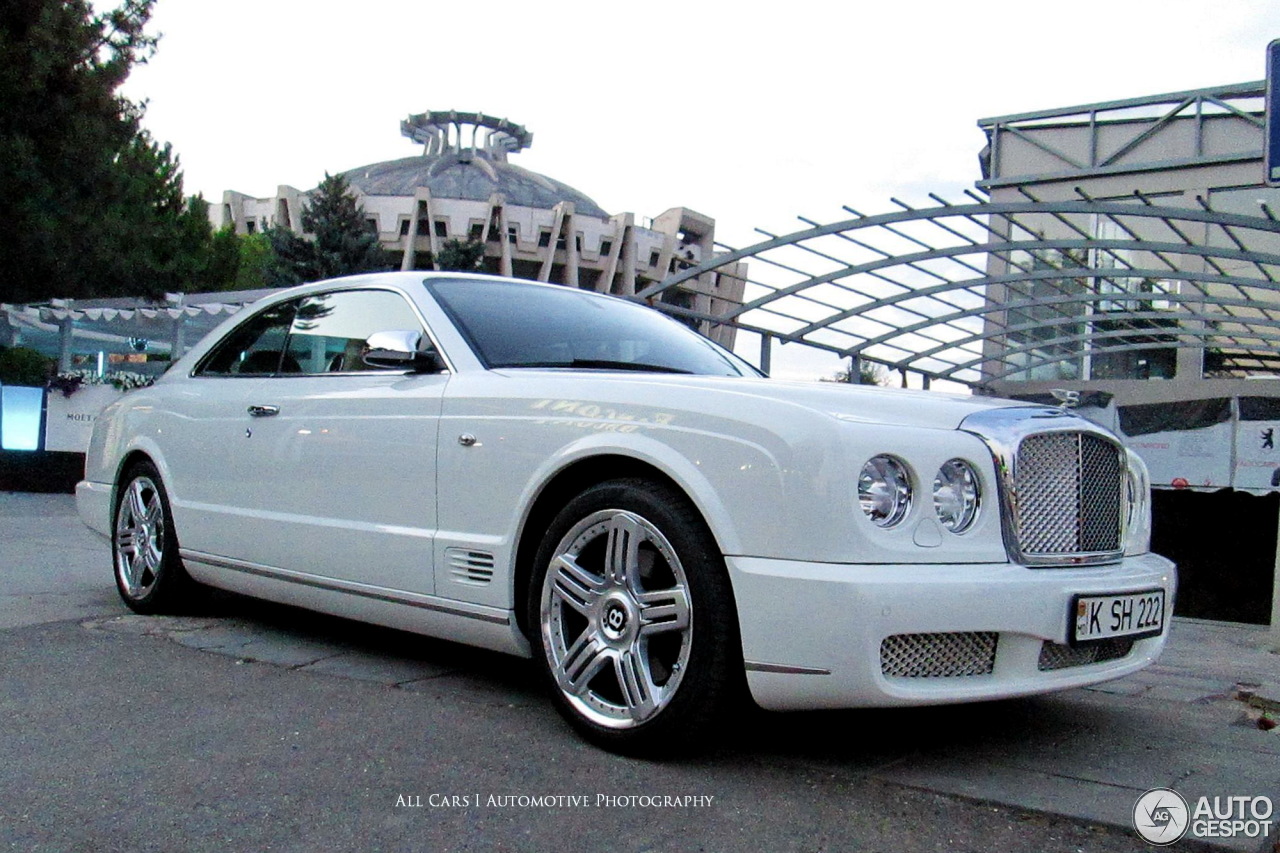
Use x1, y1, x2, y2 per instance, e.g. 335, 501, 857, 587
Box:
115, 475, 167, 600
540, 509, 693, 729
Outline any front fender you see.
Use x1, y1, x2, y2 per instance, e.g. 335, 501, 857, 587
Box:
511, 429, 774, 559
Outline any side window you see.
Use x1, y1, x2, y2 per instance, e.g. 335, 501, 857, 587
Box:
282, 289, 425, 374
195, 302, 298, 376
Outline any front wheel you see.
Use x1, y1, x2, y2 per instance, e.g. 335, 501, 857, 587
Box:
529, 479, 741, 755
113, 462, 197, 614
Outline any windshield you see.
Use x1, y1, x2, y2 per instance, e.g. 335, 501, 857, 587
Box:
427, 278, 759, 377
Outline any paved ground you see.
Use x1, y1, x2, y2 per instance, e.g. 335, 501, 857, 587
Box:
3, 491, 1279, 852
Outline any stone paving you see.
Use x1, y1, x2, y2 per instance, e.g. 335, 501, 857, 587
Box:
1090, 617, 1280, 719
83, 613, 458, 687
78, 584, 1280, 851
6, 490, 1280, 851
77, 607, 1280, 845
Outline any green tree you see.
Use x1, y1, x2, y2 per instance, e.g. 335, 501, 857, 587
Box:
174, 196, 240, 292
265, 173, 395, 286
823, 362, 889, 386
0, 346, 53, 386
436, 238, 485, 272
0, 0, 222, 302
204, 221, 244, 290
229, 231, 270, 291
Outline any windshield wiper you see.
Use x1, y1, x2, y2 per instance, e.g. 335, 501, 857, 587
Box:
507, 359, 694, 374
573, 359, 694, 373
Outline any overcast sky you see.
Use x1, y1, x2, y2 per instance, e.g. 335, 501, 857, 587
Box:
121, 0, 1280, 381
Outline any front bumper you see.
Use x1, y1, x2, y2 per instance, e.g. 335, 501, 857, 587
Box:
727, 553, 1175, 711
76, 479, 113, 540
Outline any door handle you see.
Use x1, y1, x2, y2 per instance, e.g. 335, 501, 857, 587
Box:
247, 405, 280, 417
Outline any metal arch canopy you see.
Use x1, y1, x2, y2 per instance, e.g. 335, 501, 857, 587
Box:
641, 194, 1280, 386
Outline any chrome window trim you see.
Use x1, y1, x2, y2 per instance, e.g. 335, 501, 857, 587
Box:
189, 285, 455, 379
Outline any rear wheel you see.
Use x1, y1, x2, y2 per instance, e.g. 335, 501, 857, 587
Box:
529, 478, 740, 755
113, 462, 196, 614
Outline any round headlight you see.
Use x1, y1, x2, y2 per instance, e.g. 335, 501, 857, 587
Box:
933, 459, 980, 533
1123, 449, 1152, 555
858, 456, 912, 528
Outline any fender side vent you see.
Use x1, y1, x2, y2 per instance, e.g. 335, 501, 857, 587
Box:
446, 548, 495, 585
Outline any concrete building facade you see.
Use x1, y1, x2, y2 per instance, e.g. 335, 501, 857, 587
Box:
213, 111, 745, 348
976, 81, 1280, 402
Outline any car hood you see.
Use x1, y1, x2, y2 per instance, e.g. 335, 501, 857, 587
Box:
492, 370, 1032, 431
739, 377, 1028, 429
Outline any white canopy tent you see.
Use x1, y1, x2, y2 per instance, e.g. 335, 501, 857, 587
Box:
0, 289, 276, 370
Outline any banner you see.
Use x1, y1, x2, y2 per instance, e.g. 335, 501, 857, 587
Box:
1234, 397, 1280, 492
1117, 399, 1234, 490
44, 385, 121, 452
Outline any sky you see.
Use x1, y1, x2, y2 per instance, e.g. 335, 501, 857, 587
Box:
121, 0, 1280, 381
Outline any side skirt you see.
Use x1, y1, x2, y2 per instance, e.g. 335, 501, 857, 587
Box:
180, 549, 531, 658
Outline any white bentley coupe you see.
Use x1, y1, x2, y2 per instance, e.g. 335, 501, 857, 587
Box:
77, 272, 1175, 753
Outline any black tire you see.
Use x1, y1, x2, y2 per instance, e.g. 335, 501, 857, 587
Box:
112, 461, 197, 614
527, 478, 741, 756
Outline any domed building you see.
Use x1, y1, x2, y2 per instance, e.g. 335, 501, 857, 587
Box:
215, 111, 745, 346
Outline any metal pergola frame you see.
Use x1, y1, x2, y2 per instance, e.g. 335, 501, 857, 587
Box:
640, 191, 1280, 388
977, 81, 1266, 189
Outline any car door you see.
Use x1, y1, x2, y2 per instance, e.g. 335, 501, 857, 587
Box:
175, 288, 446, 595
163, 298, 297, 559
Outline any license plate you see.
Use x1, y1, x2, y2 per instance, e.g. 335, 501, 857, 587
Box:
1071, 589, 1165, 645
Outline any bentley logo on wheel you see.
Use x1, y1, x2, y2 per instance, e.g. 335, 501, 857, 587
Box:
605, 604, 627, 632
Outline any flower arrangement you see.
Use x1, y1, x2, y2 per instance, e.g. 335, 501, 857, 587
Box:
106, 371, 155, 392
48, 369, 96, 397
48, 369, 156, 397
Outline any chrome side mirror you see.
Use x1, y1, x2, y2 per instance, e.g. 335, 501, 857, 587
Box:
363, 330, 446, 373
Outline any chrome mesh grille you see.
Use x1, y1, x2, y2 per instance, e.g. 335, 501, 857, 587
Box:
1079, 437, 1124, 552
880, 632, 998, 678
1015, 432, 1123, 560
1037, 638, 1134, 671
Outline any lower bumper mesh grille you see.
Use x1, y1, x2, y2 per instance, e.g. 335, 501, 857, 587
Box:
880, 632, 998, 678
1037, 638, 1134, 671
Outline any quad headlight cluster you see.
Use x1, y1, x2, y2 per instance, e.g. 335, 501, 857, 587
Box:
857, 456, 981, 534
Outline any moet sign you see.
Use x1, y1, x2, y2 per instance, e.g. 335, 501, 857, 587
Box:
44, 385, 122, 452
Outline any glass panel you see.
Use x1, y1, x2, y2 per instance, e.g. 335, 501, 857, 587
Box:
0, 385, 45, 451
427, 278, 757, 377
284, 290, 423, 374
1000, 247, 1088, 382
196, 302, 297, 376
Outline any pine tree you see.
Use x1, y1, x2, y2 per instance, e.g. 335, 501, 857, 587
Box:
215, 231, 271, 292
436, 238, 486, 272
0, 0, 226, 302
265, 173, 395, 286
